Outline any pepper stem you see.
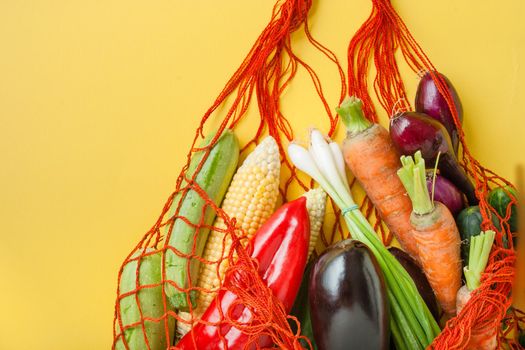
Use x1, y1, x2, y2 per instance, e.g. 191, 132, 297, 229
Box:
397, 151, 434, 215
335, 96, 372, 135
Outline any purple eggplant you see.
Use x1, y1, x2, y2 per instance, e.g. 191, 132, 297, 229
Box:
426, 171, 465, 216
309, 239, 389, 350
415, 71, 463, 154
389, 111, 478, 205
388, 247, 439, 320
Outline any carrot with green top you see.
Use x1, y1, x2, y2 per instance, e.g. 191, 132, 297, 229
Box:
456, 230, 497, 350
397, 151, 462, 315
336, 96, 418, 260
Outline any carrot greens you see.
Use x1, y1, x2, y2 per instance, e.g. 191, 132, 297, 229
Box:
336, 96, 373, 134
398, 151, 433, 215
464, 230, 495, 291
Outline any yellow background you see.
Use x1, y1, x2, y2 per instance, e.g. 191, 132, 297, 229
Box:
0, 1, 523, 349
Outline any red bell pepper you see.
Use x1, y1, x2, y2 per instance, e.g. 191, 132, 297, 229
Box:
176, 196, 310, 350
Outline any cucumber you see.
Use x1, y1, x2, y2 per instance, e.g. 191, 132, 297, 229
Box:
164, 129, 239, 310
456, 206, 500, 264
115, 249, 175, 350
488, 186, 518, 233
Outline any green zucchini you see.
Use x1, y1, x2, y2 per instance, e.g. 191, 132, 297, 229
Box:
115, 249, 175, 350
488, 186, 518, 233
456, 206, 500, 263
164, 129, 239, 310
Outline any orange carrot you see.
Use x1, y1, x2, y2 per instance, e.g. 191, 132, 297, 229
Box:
336, 96, 418, 260
455, 231, 497, 350
456, 286, 497, 349
411, 201, 461, 314
398, 151, 462, 315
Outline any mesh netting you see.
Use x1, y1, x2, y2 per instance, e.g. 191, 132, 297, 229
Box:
112, 0, 522, 349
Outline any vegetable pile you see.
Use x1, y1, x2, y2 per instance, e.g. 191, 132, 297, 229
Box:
114, 69, 519, 350
112, 0, 522, 348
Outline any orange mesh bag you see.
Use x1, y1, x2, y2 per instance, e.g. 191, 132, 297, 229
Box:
112, 1, 525, 349
111, 1, 346, 349
342, 0, 523, 348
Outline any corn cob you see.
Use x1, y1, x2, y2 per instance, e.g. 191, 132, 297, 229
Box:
177, 136, 280, 337
303, 188, 327, 258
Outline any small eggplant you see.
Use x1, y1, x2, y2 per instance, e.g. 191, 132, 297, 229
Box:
390, 111, 478, 205
388, 247, 439, 320
415, 71, 463, 154
309, 239, 389, 350
426, 171, 465, 216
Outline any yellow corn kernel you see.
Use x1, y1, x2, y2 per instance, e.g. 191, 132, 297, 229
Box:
303, 188, 327, 258
177, 136, 280, 337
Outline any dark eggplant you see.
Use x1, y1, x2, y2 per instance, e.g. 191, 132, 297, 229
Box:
388, 247, 439, 320
415, 71, 463, 154
426, 171, 465, 216
309, 239, 389, 350
389, 111, 478, 205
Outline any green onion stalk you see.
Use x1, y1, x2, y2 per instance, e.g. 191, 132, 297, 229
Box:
288, 129, 440, 350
